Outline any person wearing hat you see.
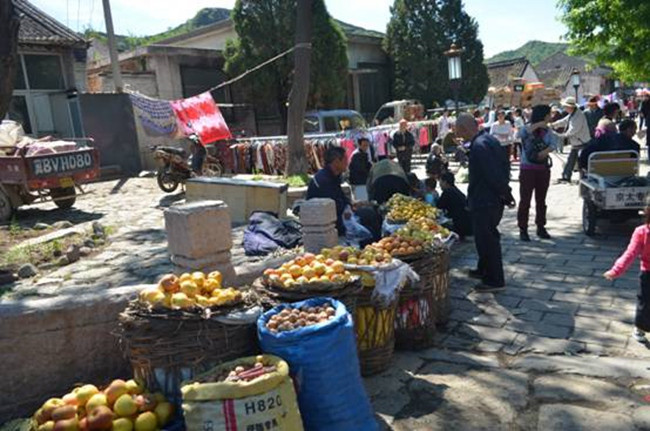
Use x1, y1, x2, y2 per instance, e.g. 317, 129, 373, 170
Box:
551, 96, 591, 183
584, 96, 604, 138
389, 118, 416, 173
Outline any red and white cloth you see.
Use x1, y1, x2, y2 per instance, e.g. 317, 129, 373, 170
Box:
171, 92, 231, 145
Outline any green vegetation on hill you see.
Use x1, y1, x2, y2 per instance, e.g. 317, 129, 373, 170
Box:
84, 7, 231, 51
486, 40, 568, 66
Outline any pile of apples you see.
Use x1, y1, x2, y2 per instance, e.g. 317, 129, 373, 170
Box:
31, 379, 173, 431
406, 217, 451, 238
138, 271, 242, 310
263, 252, 353, 289
321, 245, 393, 266
386, 194, 438, 222
372, 235, 426, 257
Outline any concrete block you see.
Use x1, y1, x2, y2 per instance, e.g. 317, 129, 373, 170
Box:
300, 198, 337, 225
303, 228, 338, 254
164, 200, 232, 258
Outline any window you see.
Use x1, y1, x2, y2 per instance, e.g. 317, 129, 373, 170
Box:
323, 116, 338, 132
8, 96, 32, 134
24, 54, 65, 90
303, 115, 320, 133
374, 107, 394, 125
13, 59, 26, 90
340, 114, 366, 130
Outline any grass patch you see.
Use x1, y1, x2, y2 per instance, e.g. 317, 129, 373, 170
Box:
9, 217, 21, 236
0, 234, 82, 271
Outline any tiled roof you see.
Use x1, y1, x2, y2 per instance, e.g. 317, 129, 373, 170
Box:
334, 19, 384, 40
537, 66, 574, 89
14, 0, 86, 46
486, 57, 529, 88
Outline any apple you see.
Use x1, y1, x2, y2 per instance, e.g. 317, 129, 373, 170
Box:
313, 263, 326, 276
78, 418, 89, 431
325, 258, 335, 266
288, 265, 302, 278
153, 402, 173, 427
111, 418, 133, 431
331, 261, 345, 274
295, 276, 309, 284
42, 399, 66, 421
53, 417, 78, 431
85, 394, 108, 414
319, 275, 330, 282
170, 292, 193, 309
113, 394, 138, 417
105, 381, 128, 406
134, 412, 157, 431
279, 273, 293, 283
125, 380, 144, 396
139, 288, 165, 306
268, 274, 281, 285
315, 254, 326, 262
51, 405, 77, 421
87, 406, 113, 430
338, 250, 349, 261
62, 393, 79, 407
207, 271, 222, 287
38, 421, 55, 431
294, 256, 307, 267
302, 267, 316, 279
157, 274, 179, 293
303, 253, 316, 264
195, 295, 210, 307
76, 385, 99, 407
134, 394, 156, 412
179, 281, 199, 298
152, 393, 166, 404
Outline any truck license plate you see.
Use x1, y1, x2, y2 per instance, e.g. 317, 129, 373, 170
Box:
59, 177, 74, 188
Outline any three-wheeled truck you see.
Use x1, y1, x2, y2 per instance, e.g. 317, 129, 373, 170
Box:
579, 150, 650, 236
0, 139, 100, 222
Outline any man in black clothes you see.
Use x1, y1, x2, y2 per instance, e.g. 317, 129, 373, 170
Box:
390, 119, 415, 173
579, 119, 640, 171
437, 172, 472, 239
348, 137, 372, 187
456, 113, 514, 292
584, 96, 604, 138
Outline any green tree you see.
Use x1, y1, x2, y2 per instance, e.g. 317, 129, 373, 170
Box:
384, 0, 488, 107
559, 0, 650, 82
224, 0, 348, 133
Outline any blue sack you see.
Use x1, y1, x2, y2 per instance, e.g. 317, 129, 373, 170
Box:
258, 298, 377, 431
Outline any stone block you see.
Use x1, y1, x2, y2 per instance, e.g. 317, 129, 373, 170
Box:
537, 404, 634, 431
302, 222, 337, 234
303, 228, 338, 254
299, 198, 337, 225
164, 200, 232, 259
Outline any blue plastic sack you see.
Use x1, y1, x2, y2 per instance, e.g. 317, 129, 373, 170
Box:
258, 298, 377, 431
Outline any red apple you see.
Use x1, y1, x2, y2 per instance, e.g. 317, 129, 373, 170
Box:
87, 406, 113, 431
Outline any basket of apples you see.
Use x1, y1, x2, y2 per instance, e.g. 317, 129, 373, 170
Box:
30, 379, 174, 431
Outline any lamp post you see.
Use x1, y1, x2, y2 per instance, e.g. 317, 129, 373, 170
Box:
445, 43, 464, 115
614, 79, 620, 101
571, 68, 580, 102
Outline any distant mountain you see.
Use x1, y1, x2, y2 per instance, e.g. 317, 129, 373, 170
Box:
486, 41, 568, 66
85, 7, 231, 52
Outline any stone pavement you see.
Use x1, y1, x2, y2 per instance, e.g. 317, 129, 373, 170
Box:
373, 155, 650, 429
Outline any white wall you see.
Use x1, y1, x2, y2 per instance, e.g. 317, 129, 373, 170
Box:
168, 26, 237, 51
522, 64, 539, 83
347, 41, 386, 69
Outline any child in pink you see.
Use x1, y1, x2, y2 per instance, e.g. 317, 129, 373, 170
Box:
604, 206, 650, 342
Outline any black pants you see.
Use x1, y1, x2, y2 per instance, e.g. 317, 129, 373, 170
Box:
638, 272, 650, 331
191, 145, 206, 174
471, 205, 505, 287
562, 147, 580, 181
396, 147, 413, 173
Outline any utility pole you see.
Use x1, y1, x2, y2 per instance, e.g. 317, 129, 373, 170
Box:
102, 0, 123, 93
285, 0, 312, 176
0, 0, 21, 120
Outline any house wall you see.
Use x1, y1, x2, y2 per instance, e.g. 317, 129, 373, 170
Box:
347, 40, 387, 69
168, 25, 237, 50
522, 64, 539, 83
151, 55, 184, 100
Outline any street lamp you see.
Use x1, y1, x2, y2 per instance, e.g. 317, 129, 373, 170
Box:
571, 68, 581, 101
445, 43, 464, 114
614, 79, 621, 100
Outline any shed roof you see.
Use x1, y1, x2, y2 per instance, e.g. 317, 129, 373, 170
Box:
486, 57, 530, 88
15, 0, 86, 47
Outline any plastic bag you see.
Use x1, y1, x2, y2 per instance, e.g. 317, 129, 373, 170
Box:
258, 298, 377, 431
346, 259, 419, 307
343, 207, 373, 247
181, 355, 303, 431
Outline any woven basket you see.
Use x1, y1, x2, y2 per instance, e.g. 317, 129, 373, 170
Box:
252, 277, 362, 317
115, 301, 259, 405
430, 248, 451, 325
354, 287, 397, 377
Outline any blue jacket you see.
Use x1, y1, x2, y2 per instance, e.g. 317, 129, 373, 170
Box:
306, 166, 350, 235
468, 130, 511, 211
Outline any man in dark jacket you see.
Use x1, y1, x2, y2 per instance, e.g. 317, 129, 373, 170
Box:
456, 113, 513, 292
348, 137, 372, 186
579, 119, 640, 171
584, 96, 604, 138
437, 172, 472, 238
390, 119, 415, 173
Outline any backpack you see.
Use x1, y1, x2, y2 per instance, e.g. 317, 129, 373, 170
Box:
525, 130, 552, 168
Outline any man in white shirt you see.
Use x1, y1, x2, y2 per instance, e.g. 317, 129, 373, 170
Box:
438, 109, 452, 139
551, 97, 591, 182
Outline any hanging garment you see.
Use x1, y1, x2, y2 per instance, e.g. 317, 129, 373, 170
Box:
170, 92, 231, 144
419, 126, 429, 148
340, 138, 356, 162
128, 93, 178, 137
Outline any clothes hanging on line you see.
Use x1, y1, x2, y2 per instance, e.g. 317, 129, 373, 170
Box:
128, 93, 179, 137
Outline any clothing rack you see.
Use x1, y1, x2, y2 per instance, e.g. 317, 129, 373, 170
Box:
232, 132, 343, 142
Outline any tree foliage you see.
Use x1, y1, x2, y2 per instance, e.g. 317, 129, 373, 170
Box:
384, 0, 489, 107
559, 0, 650, 82
224, 0, 348, 131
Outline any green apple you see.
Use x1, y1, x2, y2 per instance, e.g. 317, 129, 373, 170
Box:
124, 380, 144, 396
113, 395, 137, 418
105, 381, 128, 407
134, 412, 157, 431
111, 418, 133, 431
153, 402, 173, 427
76, 385, 99, 407
38, 421, 55, 431
51, 405, 77, 422
85, 394, 108, 414
41, 399, 65, 422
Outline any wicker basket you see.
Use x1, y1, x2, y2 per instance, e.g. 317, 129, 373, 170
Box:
115, 301, 259, 405
354, 287, 397, 376
252, 277, 362, 317
430, 248, 451, 325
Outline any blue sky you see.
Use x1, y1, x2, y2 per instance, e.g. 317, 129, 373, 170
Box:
31, 0, 567, 58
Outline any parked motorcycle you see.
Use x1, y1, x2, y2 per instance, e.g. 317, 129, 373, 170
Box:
150, 135, 223, 193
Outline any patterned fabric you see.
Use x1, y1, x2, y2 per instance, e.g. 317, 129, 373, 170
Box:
171, 92, 231, 144
128, 93, 178, 137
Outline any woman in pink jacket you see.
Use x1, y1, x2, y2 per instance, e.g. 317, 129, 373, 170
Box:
604, 202, 650, 342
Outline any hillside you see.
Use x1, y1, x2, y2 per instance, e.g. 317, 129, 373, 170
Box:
85, 7, 231, 52
486, 41, 568, 66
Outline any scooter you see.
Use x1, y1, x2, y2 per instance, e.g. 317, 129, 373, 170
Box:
150, 135, 223, 193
